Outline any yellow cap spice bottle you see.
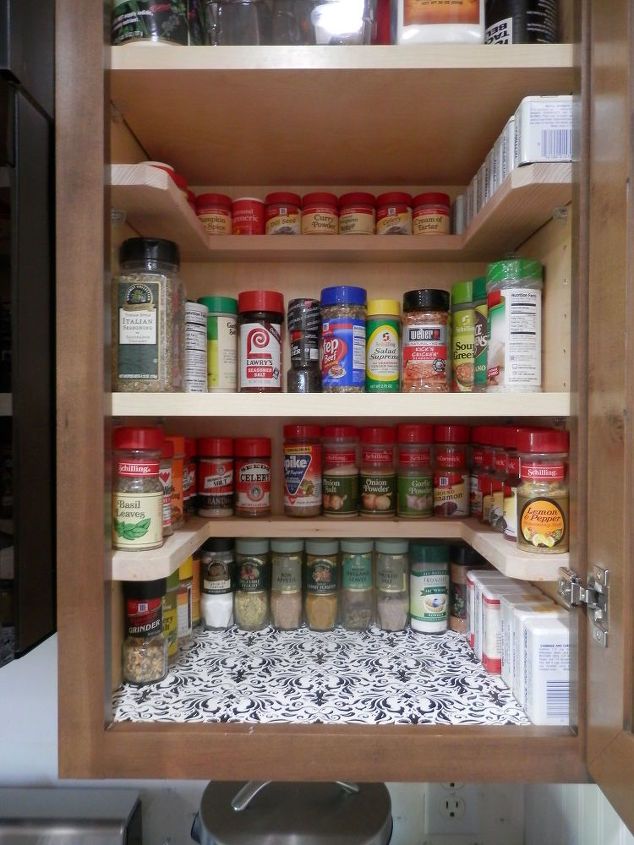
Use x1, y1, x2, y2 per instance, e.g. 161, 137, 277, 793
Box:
365, 299, 401, 393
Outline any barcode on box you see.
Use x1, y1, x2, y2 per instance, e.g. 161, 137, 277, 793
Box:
541, 129, 572, 159
546, 679, 569, 718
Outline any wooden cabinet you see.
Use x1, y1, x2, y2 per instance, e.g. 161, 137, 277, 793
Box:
55, 0, 634, 825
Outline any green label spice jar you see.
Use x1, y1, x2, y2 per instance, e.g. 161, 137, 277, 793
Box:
365, 299, 401, 392
452, 280, 475, 392
341, 539, 374, 631
197, 296, 238, 393
397, 424, 433, 518
360, 427, 396, 517
409, 543, 450, 634
322, 426, 360, 517
113, 426, 164, 551
472, 276, 488, 391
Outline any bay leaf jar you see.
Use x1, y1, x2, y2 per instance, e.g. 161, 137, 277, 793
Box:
360, 426, 396, 517
113, 426, 164, 552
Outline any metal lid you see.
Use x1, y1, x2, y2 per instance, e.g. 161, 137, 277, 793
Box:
193, 781, 392, 845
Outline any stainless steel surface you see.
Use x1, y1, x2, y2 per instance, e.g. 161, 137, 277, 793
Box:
231, 780, 360, 811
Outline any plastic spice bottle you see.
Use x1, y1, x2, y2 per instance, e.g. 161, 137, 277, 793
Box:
365, 299, 401, 392
122, 578, 168, 686
183, 301, 209, 394
480, 426, 505, 526
340, 538, 374, 630
469, 426, 487, 519
283, 424, 322, 517
232, 197, 265, 235
320, 285, 367, 392
322, 425, 360, 517
163, 570, 179, 665
376, 191, 412, 235
433, 424, 470, 517
503, 426, 522, 542
265, 192, 301, 235
113, 426, 164, 552
397, 423, 433, 519
451, 279, 475, 392
472, 276, 488, 391
191, 555, 201, 628
301, 192, 338, 234
200, 538, 235, 630
270, 538, 303, 630
516, 428, 569, 554
159, 437, 174, 537
177, 557, 194, 648
164, 435, 185, 530
412, 192, 451, 235
401, 289, 451, 392
409, 543, 450, 634
234, 437, 271, 517
197, 437, 234, 517
195, 193, 232, 235
235, 538, 270, 631
449, 545, 487, 634
490, 427, 509, 531
360, 426, 396, 517
305, 538, 339, 631
238, 290, 285, 392
197, 296, 238, 393
286, 298, 321, 394
338, 192, 375, 235
375, 539, 409, 631
183, 437, 198, 519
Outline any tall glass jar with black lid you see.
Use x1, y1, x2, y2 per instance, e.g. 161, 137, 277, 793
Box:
123, 578, 168, 686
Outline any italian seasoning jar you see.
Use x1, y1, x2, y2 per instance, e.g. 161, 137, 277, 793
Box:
320, 285, 367, 393
122, 578, 168, 686
341, 538, 374, 631
113, 426, 164, 552
305, 539, 339, 631
235, 538, 270, 631
375, 539, 409, 632
270, 538, 303, 630
200, 539, 235, 631
401, 289, 450, 392
397, 423, 433, 518
360, 426, 396, 517
322, 425, 360, 517
197, 437, 234, 517
238, 290, 285, 392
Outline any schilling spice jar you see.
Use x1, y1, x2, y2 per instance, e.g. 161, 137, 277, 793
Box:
234, 437, 272, 517
122, 578, 168, 686
322, 425, 360, 517
238, 290, 285, 392
113, 426, 164, 552
195, 193, 232, 235
433, 424, 470, 518
412, 192, 451, 235
338, 192, 376, 235
401, 289, 450, 393
360, 426, 396, 517
397, 423, 433, 519
159, 437, 174, 538
197, 437, 234, 517
283, 425, 322, 517
320, 285, 367, 392
301, 192, 338, 235
265, 192, 301, 235
232, 197, 265, 234
376, 191, 413, 235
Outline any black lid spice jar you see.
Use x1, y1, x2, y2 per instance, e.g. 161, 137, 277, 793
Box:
238, 290, 285, 392
122, 578, 168, 686
402, 288, 450, 393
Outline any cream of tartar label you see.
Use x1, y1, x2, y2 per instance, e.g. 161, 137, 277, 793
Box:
112, 491, 163, 550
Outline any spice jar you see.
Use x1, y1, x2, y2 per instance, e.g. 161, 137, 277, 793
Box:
375, 539, 409, 632
200, 539, 235, 631
365, 299, 401, 392
184, 301, 209, 393
234, 437, 271, 517
376, 192, 412, 235
283, 424, 322, 517
122, 578, 168, 686
197, 296, 238, 393
322, 425, 360, 517
159, 437, 174, 538
301, 192, 338, 235
412, 192, 451, 235
112, 1, 188, 45
238, 290, 284, 392
265, 192, 301, 235
270, 538, 303, 630
191, 556, 201, 628
516, 428, 569, 554
340, 538, 374, 630
163, 570, 179, 665
232, 197, 265, 234
478, 427, 496, 524
402, 289, 450, 392
113, 426, 164, 552
235, 538, 270, 631
287, 298, 321, 394
197, 437, 234, 517
305, 539, 339, 631
196, 193, 232, 235
164, 435, 185, 530
469, 426, 487, 519
114, 237, 183, 393
338, 192, 375, 235
433, 424, 470, 517
183, 437, 198, 519
503, 426, 521, 542
473, 276, 488, 392
177, 557, 194, 648
451, 279, 475, 392
320, 285, 367, 393
490, 427, 509, 531
360, 426, 396, 517
397, 423, 433, 519
409, 543, 450, 634
449, 545, 487, 634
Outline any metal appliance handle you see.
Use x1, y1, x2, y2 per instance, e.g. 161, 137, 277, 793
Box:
231, 780, 360, 812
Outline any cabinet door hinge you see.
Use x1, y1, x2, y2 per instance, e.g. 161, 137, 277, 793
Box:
558, 565, 609, 647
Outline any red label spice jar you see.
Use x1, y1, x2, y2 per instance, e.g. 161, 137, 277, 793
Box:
360, 426, 396, 517
322, 425, 360, 517
402, 289, 450, 393
238, 290, 285, 392
397, 423, 433, 519
196, 193, 232, 235
412, 192, 451, 235
232, 197, 265, 234
376, 191, 412, 235
183, 437, 198, 519
301, 192, 338, 234
159, 437, 174, 537
338, 192, 376, 235
433, 424, 470, 518
265, 192, 301, 235
197, 437, 234, 518
235, 437, 272, 517
283, 424, 322, 517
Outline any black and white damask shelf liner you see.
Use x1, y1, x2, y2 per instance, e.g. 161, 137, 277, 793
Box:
113, 627, 530, 726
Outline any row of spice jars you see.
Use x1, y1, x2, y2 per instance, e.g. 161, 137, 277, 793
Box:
195, 191, 452, 236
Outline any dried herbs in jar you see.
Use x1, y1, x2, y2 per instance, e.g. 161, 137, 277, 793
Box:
113, 426, 164, 551
234, 538, 270, 630
123, 578, 168, 686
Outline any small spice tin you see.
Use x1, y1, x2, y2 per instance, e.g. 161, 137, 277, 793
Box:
234, 437, 272, 517
376, 191, 412, 235
338, 192, 376, 234
232, 197, 265, 234
301, 192, 338, 235
196, 193, 232, 235
412, 192, 451, 235
265, 192, 301, 234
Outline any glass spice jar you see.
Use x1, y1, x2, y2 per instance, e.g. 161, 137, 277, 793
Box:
401, 289, 450, 392
397, 423, 433, 519
177, 557, 194, 648
338, 192, 375, 235
164, 435, 185, 530
433, 424, 470, 518
238, 290, 285, 392
283, 424, 322, 517
322, 425, 360, 517
305, 538, 339, 631
200, 538, 235, 631
183, 437, 198, 519
159, 437, 174, 538
197, 437, 234, 518
360, 426, 396, 517
113, 426, 164, 552
234, 437, 272, 517
340, 538, 374, 631
235, 538, 270, 631
375, 539, 409, 632
163, 570, 179, 665
270, 538, 303, 630
122, 578, 168, 686
320, 285, 367, 393
301, 192, 338, 235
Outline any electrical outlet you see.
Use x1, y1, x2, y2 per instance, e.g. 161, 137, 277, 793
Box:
440, 796, 465, 820
424, 785, 479, 836
442, 782, 464, 791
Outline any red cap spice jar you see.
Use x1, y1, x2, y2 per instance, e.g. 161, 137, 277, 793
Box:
238, 290, 285, 392
283, 425, 322, 517
470, 425, 489, 519
338, 192, 376, 235
232, 197, 265, 234
412, 192, 451, 235
322, 425, 360, 517
159, 438, 174, 537
397, 423, 433, 519
197, 437, 234, 518
503, 426, 522, 542
183, 437, 198, 519
164, 435, 186, 530
360, 426, 396, 517
172, 171, 189, 197
301, 192, 338, 235
234, 437, 272, 517
196, 193, 232, 235
433, 424, 470, 518
265, 192, 301, 235
113, 426, 164, 551
376, 191, 412, 235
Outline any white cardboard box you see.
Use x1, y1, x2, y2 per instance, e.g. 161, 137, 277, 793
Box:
524, 615, 570, 726
501, 595, 553, 690
514, 95, 573, 167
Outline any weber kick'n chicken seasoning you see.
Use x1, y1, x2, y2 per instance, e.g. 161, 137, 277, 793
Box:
402, 289, 450, 392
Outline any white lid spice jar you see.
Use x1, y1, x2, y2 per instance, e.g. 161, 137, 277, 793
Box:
409, 543, 450, 634
113, 426, 164, 552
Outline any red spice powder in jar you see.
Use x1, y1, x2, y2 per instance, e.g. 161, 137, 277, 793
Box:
196, 193, 232, 235
234, 437, 272, 517
301, 192, 338, 235
197, 437, 234, 518
232, 197, 265, 234
265, 192, 301, 235
412, 192, 451, 235
338, 192, 376, 235
376, 191, 412, 235
433, 424, 470, 518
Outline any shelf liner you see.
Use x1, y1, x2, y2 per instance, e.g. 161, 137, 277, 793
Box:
113, 627, 529, 726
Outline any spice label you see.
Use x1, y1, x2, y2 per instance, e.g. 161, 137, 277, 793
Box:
159, 464, 173, 530
487, 288, 542, 389
342, 553, 373, 591
198, 209, 232, 235
399, 449, 432, 467
183, 462, 197, 501
339, 208, 375, 235
232, 201, 264, 234
198, 458, 234, 495
323, 472, 359, 516
433, 471, 468, 517
236, 459, 271, 514
266, 209, 301, 235
239, 321, 282, 389
404, 0, 480, 25
519, 497, 567, 549
202, 558, 233, 595
208, 315, 238, 392
366, 319, 400, 392
397, 474, 433, 517
284, 444, 322, 510
170, 460, 184, 526
238, 557, 269, 592
452, 309, 475, 392
126, 597, 163, 638
402, 323, 448, 388
410, 569, 449, 623
503, 486, 518, 539
377, 558, 407, 593
112, 0, 189, 45
435, 449, 466, 470
185, 307, 208, 392
521, 461, 566, 481
412, 207, 450, 234
306, 557, 338, 594
301, 208, 338, 234
272, 558, 301, 593
376, 207, 412, 235
117, 281, 160, 381
118, 460, 160, 477
360, 472, 396, 515
113, 492, 163, 550
475, 301, 490, 384
321, 317, 366, 389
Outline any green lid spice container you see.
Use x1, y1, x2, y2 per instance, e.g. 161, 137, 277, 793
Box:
486, 258, 543, 392
235, 539, 270, 630
270, 539, 303, 630
375, 539, 409, 632
472, 277, 488, 392
322, 426, 360, 517
123, 578, 168, 686
113, 426, 164, 552
397, 424, 433, 518
409, 543, 450, 634
451, 280, 475, 392
163, 570, 179, 665
197, 296, 238, 393
365, 299, 401, 392
360, 427, 396, 517
305, 539, 339, 631
340, 539, 374, 630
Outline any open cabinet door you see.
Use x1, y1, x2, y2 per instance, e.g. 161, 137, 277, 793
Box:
584, 0, 634, 830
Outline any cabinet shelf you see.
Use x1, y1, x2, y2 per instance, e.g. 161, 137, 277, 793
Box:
110, 515, 568, 582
